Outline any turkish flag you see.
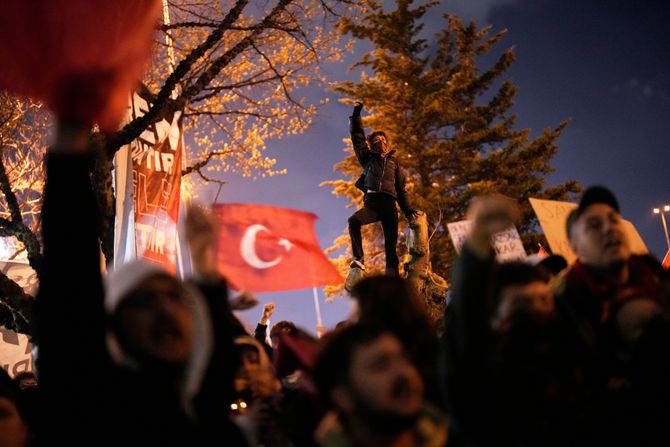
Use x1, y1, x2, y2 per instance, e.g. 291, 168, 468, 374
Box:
662, 249, 670, 271
0, 0, 159, 132
211, 204, 343, 292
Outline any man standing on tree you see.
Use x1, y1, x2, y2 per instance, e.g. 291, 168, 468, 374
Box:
348, 102, 417, 275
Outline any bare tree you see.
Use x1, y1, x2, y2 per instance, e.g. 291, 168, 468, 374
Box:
0, 94, 49, 334
0, 0, 356, 336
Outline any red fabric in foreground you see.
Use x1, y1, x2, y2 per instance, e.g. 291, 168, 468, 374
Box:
0, 0, 160, 132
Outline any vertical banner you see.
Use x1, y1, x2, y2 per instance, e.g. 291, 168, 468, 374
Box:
126, 88, 183, 273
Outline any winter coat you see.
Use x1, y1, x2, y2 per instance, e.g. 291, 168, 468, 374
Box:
554, 255, 668, 340
349, 115, 412, 214
443, 246, 591, 447
316, 404, 448, 447
552, 256, 670, 447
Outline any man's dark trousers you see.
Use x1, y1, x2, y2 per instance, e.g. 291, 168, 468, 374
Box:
348, 192, 399, 271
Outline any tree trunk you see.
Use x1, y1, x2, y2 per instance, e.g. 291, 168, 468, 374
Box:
404, 211, 448, 335
90, 132, 116, 267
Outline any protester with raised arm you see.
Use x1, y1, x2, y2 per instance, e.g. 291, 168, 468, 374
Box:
347, 102, 417, 276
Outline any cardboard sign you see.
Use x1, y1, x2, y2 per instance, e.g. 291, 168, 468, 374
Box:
529, 197, 648, 264
0, 328, 32, 377
447, 220, 527, 261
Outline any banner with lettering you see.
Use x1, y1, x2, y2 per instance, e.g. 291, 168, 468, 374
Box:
447, 220, 527, 261
0, 261, 37, 377
0, 328, 32, 377
127, 88, 183, 273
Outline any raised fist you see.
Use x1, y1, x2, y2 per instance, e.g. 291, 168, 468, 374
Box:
352, 101, 363, 116
466, 194, 520, 258
260, 302, 275, 325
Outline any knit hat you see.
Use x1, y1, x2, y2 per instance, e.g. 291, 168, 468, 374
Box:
566, 186, 620, 237
577, 185, 619, 214
104, 259, 170, 313
104, 259, 213, 418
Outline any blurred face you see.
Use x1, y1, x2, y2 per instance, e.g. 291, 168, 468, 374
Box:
569, 203, 631, 268
334, 333, 424, 428
495, 281, 554, 329
234, 346, 261, 393
0, 397, 29, 447
116, 275, 194, 365
370, 134, 388, 155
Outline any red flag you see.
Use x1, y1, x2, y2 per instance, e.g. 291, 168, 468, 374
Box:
662, 249, 670, 271
211, 204, 343, 292
0, 0, 159, 132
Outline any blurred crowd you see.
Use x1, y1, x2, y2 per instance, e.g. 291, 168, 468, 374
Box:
1, 120, 669, 447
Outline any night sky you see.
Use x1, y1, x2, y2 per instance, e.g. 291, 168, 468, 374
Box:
220, 0, 670, 333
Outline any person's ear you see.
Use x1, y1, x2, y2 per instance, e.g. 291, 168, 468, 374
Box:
567, 226, 579, 254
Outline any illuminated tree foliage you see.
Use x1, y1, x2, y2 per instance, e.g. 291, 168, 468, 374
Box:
323, 0, 580, 293
0, 0, 356, 335
0, 94, 48, 333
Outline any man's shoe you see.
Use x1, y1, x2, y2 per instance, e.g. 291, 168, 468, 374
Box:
350, 259, 365, 271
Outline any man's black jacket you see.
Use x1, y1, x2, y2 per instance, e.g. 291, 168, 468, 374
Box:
350, 115, 412, 213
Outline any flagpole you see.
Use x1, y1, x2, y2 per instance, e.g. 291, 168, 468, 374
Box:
162, 0, 177, 77
312, 287, 323, 332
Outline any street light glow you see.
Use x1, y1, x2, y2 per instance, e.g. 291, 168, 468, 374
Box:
653, 204, 670, 250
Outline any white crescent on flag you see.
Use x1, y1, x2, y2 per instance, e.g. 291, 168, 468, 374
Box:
240, 224, 294, 269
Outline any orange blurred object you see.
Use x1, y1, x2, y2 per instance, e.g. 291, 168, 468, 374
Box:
0, 0, 160, 132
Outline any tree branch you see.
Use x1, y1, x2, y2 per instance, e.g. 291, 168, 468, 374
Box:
195, 168, 227, 185
0, 153, 42, 275
109, 0, 251, 153
250, 41, 303, 110
109, 0, 295, 154
181, 150, 234, 176
162, 21, 299, 33
0, 269, 33, 337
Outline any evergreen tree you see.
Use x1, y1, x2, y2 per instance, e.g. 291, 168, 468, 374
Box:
323, 0, 580, 287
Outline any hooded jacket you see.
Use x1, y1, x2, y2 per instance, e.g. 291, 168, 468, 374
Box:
349, 115, 412, 214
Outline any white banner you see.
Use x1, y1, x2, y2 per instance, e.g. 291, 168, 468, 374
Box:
447, 220, 527, 261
